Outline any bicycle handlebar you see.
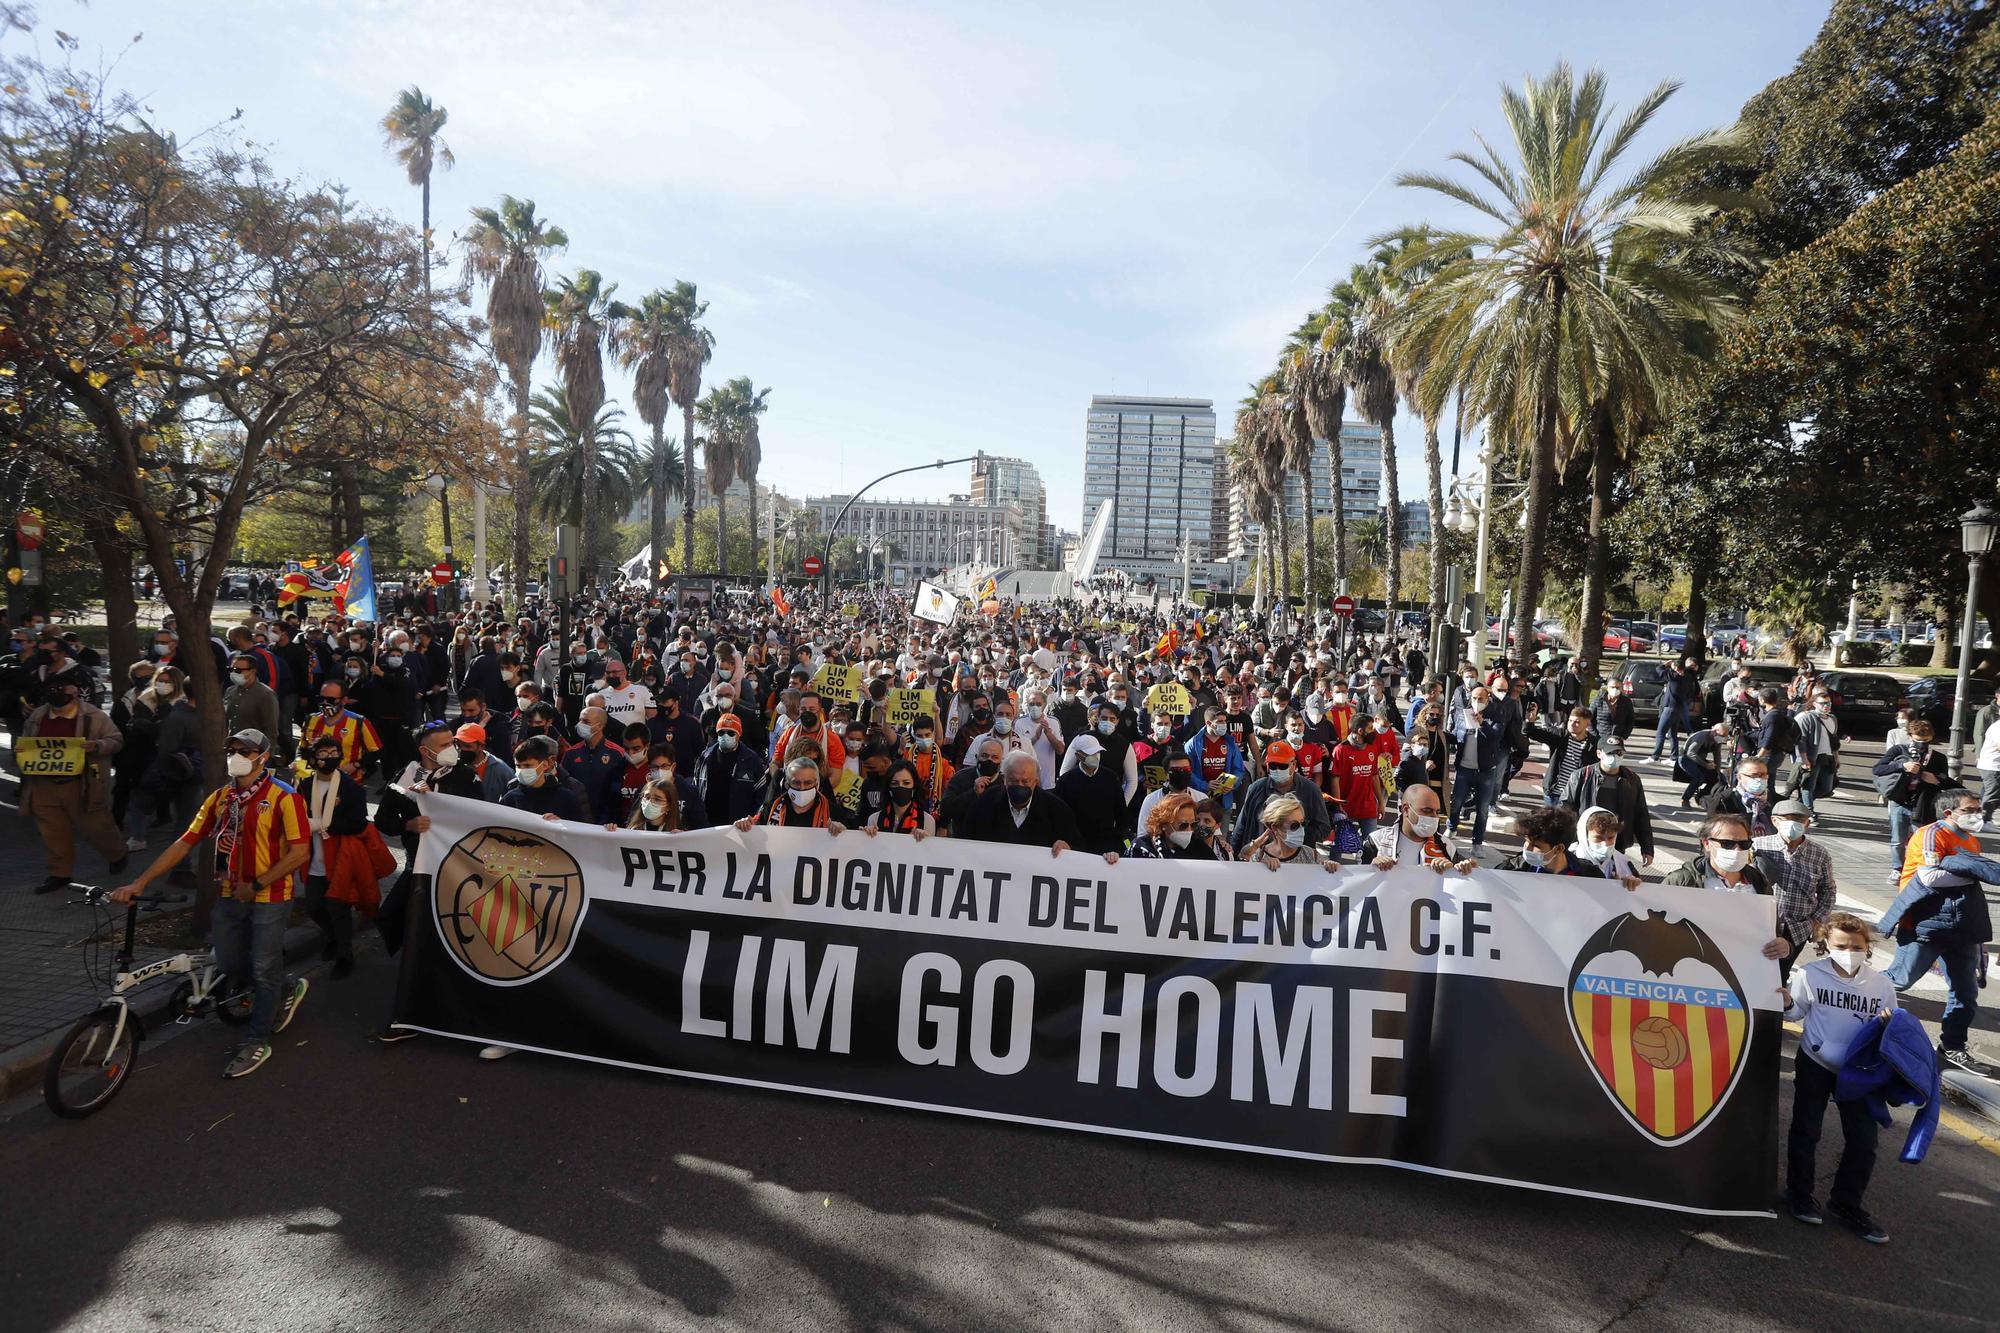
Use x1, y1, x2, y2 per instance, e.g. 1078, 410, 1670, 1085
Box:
72, 886, 184, 907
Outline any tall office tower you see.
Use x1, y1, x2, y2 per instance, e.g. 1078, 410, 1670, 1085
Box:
1081, 396, 1217, 583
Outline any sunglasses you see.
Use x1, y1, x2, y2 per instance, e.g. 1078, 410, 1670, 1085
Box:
1708, 837, 1754, 850
223, 745, 259, 758
1282, 821, 1305, 832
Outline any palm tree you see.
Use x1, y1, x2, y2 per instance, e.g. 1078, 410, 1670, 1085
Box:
696, 384, 741, 573
1296, 311, 1351, 597
381, 87, 455, 553
1350, 514, 1389, 571
528, 387, 642, 527
1275, 347, 1318, 606
1332, 257, 1403, 617
609, 289, 690, 585
725, 377, 772, 583
654, 281, 714, 574
1240, 378, 1292, 610
464, 197, 567, 603
1384, 64, 1753, 665
543, 269, 617, 577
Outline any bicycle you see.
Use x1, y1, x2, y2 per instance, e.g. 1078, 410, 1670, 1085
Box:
43, 885, 250, 1118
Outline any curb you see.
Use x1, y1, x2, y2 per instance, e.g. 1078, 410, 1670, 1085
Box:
1943, 1068, 2000, 1128
0, 921, 326, 1105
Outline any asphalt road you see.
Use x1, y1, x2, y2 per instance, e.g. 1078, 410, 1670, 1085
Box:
2, 950, 1996, 1333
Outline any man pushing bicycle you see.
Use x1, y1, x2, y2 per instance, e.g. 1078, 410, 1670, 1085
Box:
113, 728, 310, 1078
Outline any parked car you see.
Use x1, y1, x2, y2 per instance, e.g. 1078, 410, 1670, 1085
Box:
1488, 621, 1557, 649
219, 572, 254, 601
1603, 624, 1653, 653
1819, 670, 1904, 736
1352, 608, 1387, 633
1657, 624, 1689, 652
1615, 660, 1675, 724
1898, 675, 1999, 733
1697, 660, 1795, 724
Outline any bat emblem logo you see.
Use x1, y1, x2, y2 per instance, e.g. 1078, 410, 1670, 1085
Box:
1566, 910, 1752, 1145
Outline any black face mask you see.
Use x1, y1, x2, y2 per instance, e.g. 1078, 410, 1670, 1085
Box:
889, 786, 915, 805
1006, 782, 1035, 808
313, 755, 341, 773
972, 708, 992, 724
976, 759, 1000, 778
1167, 770, 1192, 790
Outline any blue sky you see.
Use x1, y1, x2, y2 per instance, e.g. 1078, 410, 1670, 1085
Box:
49, 0, 1829, 535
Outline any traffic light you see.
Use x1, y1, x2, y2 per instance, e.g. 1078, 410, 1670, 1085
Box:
548, 524, 578, 598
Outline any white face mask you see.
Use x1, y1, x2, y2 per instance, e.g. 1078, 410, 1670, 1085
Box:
1409, 743, 1428, 758
1709, 847, 1751, 873
233, 671, 255, 687
1600, 755, 1623, 772
1409, 813, 1440, 838
640, 798, 667, 822
225, 754, 255, 778
1025, 704, 1043, 720
1584, 840, 1615, 862
433, 745, 459, 769
1282, 826, 1306, 849
1168, 828, 1193, 849
1775, 818, 1806, 843
991, 716, 1014, 735
789, 787, 818, 809
518, 767, 545, 788
1826, 947, 1867, 975
1956, 812, 1987, 834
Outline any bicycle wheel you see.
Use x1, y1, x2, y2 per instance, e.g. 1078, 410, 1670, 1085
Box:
44, 1006, 138, 1119
212, 978, 254, 1028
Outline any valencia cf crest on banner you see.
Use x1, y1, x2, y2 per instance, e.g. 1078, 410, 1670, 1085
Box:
1566, 910, 1752, 1145
432, 825, 589, 986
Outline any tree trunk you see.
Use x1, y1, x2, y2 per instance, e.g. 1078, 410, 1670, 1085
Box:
1685, 554, 1711, 664
716, 493, 728, 576
747, 483, 760, 588
580, 415, 600, 586
1512, 396, 1559, 670
1575, 404, 1616, 683
649, 416, 667, 588
512, 370, 533, 605
91, 516, 137, 698
1330, 428, 1348, 593
1301, 452, 1317, 608
1424, 414, 1445, 628
337, 462, 363, 547
1930, 599, 1955, 670
680, 401, 697, 576
1382, 418, 1401, 619
1276, 495, 1292, 610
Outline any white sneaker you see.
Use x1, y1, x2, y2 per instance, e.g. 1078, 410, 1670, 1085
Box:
123, 836, 148, 852
478, 1045, 516, 1061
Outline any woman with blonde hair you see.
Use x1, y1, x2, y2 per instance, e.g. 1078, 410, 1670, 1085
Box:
619, 773, 682, 833
1240, 793, 1324, 870
1129, 792, 1213, 860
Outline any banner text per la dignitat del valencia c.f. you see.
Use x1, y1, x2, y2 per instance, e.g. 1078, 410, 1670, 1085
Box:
396, 793, 1780, 1216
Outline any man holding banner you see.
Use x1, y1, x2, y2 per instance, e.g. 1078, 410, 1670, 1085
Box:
19, 681, 128, 893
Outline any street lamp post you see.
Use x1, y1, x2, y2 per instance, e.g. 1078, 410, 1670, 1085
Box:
820, 455, 984, 601
1446, 447, 1497, 667
1947, 498, 1997, 778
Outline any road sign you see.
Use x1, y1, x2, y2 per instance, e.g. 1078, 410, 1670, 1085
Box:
430, 561, 454, 586
803, 555, 824, 577
16, 509, 43, 550
1332, 594, 1356, 617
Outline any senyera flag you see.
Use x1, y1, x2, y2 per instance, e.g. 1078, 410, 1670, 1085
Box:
394, 796, 1785, 1216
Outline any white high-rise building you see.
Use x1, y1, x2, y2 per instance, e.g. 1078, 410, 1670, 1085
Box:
971, 456, 1052, 568
1223, 421, 1388, 558
1081, 395, 1219, 583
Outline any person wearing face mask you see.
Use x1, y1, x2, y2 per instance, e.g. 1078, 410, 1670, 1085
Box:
1017, 687, 1065, 788
1326, 725, 1387, 861
110, 660, 163, 838
113, 729, 312, 1079
558, 706, 629, 825
1231, 740, 1331, 855
1676, 721, 1734, 810
302, 683, 383, 784
350, 642, 418, 781
965, 697, 1037, 781
1705, 756, 1777, 836
1446, 686, 1505, 855
1495, 807, 1602, 877
1589, 676, 1635, 744
1367, 785, 1474, 872
1239, 793, 1324, 871
1664, 811, 1794, 958
1128, 792, 1215, 860
736, 756, 845, 833
296, 736, 370, 979
621, 773, 684, 834
1572, 807, 1643, 890
700, 682, 766, 752
940, 737, 1006, 836
1879, 788, 1995, 1074
1782, 912, 1899, 1241
1079, 700, 1142, 807
558, 641, 603, 725
1049, 672, 1090, 744
19, 678, 128, 892
1181, 704, 1246, 813
501, 735, 591, 822
1791, 689, 1842, 813
1556, 738, 1655, 868
903, 715, 955, 808
1749, 800, 1837, 982
694, 713, 767, 826
860, 758, 936, 838
960, 751, 1098, 859
1053, 733, 1129, 854
596, 658, 657, 731
223, 653, 281, 755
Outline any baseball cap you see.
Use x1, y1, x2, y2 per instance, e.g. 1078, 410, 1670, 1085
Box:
454, 722, 488, 744
228, 728, 270, 751
715, 713, 744, 734
1599, 737, 1626, 755
1771, 799, 1811, 820
1071, 734, 1104, 757
1264, 740, 1296, 765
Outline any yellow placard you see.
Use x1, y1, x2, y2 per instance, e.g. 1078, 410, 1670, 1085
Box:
840, 603, 861, 618
811, 662, 863, 705
18, 735, 87, 778
1145, 682, 1193, 717
884, 687, 929, 727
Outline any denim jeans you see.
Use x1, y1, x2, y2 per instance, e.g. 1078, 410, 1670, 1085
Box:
1450, 768, 1497, 846
1650, 704, 1689, 761
1886, 803, 1917, 870
1886, 937, 1980, 1050
212, 896, 290, 1041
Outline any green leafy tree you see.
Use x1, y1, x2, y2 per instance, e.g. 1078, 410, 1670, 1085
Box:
543, 268, 616, 574
528, 386, 640, 529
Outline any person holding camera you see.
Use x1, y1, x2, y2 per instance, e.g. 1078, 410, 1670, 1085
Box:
1873, 720, 1949, 886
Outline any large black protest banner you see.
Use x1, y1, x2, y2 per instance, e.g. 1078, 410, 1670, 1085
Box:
394, 793, 1781, 1215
